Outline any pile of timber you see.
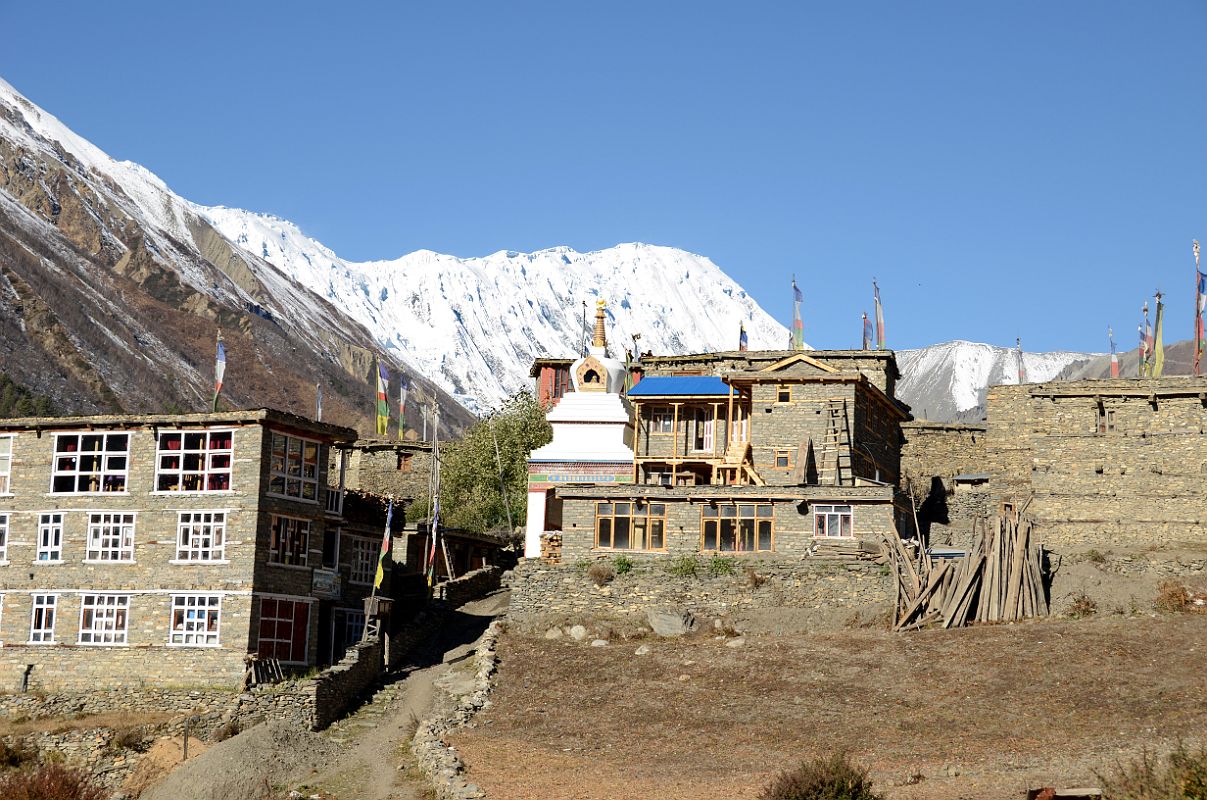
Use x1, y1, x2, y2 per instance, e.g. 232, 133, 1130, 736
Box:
884, 511, 1049, 631
808, 538, 884, 562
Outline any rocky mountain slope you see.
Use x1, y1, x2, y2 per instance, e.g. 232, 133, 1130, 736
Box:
896, 340, 1095, 422
0, 77, 474, 435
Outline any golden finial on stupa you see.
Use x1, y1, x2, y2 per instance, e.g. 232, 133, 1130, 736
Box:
592, 300, 608, 349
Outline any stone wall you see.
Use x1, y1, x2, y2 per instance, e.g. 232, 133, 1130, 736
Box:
509, 557, 890, 622
900, 421, 988, 490
437, 567, 502, 607
987, 379, 1207, 549
339, 440, 433, 500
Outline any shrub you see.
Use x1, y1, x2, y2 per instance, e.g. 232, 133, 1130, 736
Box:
666, 555, 700, 578
745, 566, 767, 589
1154, 580, 1190, 613
759, 752, 885, 800
1067, 592, 1098, 618
613, 554, 635, 576
0, 764, 106, 800
0, 740, 34, 770
111, 726, 147, 752
586, 561, 615, 587
1085, 549, 1107, 565
708, 556, 737, 577
1097, 743, 1207, 800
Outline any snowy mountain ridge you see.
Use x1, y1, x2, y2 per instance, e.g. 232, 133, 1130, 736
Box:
895, 340, 1095, 421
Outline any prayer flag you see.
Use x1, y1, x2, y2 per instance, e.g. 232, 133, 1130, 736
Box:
1108, 328, 1119, 378
398, 379, 409, 438
375, 361, 390, 436
1152, 293, 1165, 377
739, 322, 748, 352
426, 498, 440, 587
873, 280, 886, 349
791, 279, 804, 350
212, 333, 226, 412
1016, 338, 1026, 384
1195, 241, 1204, 376
373, 500, 393, 590
316, 383, 323, 422
862, 312, 872, 351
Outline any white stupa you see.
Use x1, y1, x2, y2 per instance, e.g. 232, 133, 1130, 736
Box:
525, 300, 635, 557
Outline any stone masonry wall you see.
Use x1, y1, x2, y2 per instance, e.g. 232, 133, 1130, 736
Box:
987, 380, 1207, 549
509, 558, 891, 622
437, 566, 502, 607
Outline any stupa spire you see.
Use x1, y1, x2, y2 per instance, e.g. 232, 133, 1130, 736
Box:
592, 299, 608, 350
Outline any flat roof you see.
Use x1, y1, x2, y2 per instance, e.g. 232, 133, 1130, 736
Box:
0, 408, 358, 441
626, 376, 730, 398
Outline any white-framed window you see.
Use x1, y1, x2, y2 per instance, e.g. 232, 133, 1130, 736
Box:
85, 513, 135, 562
37, 513, 63, 562
257, 596, 311, 664
0, 435, 13, 493
268, 432, 320, 502
650, 407, 675, 434
269, 515, 310, 566
0, 513, 8, 562
29, 594, 57, 643
348, 537, 376, 585
175, 511, 226, 562
169, 594, 221, 647
813, 504, 853, 538
155, 429, 233, 492
51, 433, 129, 493
78, 593, 130, 645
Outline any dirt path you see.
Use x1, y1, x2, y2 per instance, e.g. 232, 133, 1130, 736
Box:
303, 590, 510, 800
141, 591, 509, 800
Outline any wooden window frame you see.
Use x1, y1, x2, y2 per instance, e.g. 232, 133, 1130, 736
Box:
29, 593, 57, 644
594, 501, 668, 552
36, 512, 64, 563
84, 512, 136, 562
348, 536, 376, 585
268, 431, 321, 502
650, 407, 675, 435
169, 594, 222, 647
155, 429, 234, 493
51, 432, 130, 494
774, 449, 792, 469
78, 593, 131, 646
256, 596, 311, 665
269, 515, 311, 567
775, 384, 792, 404
0, 435, 12, 494
1096, 405, 1116, 434
700, 503, 774, 553
174, 511, 227, 562
813, 504, 854, 538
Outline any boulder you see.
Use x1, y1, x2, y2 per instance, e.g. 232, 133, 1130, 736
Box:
647, 607, 697, 637
569, 625, 588, 641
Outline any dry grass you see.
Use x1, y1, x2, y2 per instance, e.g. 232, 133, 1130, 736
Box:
452, 614, 1207, 800
1154, 580, 1190, 613
0, 711, 174, 738
760, 753, 884, 800
0, 764, 105, 800
1067, 592, 1098, 618
1096, 742, 1207, 799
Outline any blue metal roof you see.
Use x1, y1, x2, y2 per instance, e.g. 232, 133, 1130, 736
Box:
627, 375, 730, 397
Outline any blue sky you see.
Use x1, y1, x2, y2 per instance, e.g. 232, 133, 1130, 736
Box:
2, 1, 1204, 352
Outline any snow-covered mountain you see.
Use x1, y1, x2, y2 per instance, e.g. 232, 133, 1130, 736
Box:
198, 208, 789, 412
896, 341, 1095, 421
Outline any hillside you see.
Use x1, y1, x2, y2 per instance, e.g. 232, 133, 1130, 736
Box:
0, 77, 474, 435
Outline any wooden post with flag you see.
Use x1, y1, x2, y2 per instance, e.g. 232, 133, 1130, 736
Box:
1194, 240, 1204, 377
212, 331, 226, 412
862, 312, 871, 350
372, 500, 393, 595
791, 278, 804, 350
738, 322, 748, 352
1016, 338, 1026, 384
398, 378, 409, 439
1108, 327, 1119, 378
1139, 302, 1152, 377
375, 361, 390, 437
1152, 291, 1165, 377
873, 279, 886, 350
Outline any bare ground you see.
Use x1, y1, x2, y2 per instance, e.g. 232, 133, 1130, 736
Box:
451, 612, 1207, 800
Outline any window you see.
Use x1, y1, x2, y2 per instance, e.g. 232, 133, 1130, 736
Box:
650, 408, 675, 434
156, 429, 233, 492
594, 502, 666, 551
348, 537, 376, 585
269, 515, 310, 566
268, 432, 320, 501
814, 504, 853, 538
51, 433, 129, 493
774, 450, 792, 469
170, 595, 221, 646
0, 436, 12, 493
1096, 406, 1116, 434
0, 513, 7, 561
85, 513, 135, 562
396, 452, 413, 472
341, 609, 365, 648
257, 597, 310, 663
175, 512, 226, 561
29, 594, 56, 643
692, 409, 714, 452
37, 513, 63, 562
776, 385, 792, 403
78, 594, 130, 645
702, 503, 774, 552
321, 526, 340, 570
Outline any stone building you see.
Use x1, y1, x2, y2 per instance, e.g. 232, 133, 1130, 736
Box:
524, 301, 914, 562
336, 438, 433, 503
899, 420, 989, 547
0, 409, 400, 692
985, 377, 1207, 549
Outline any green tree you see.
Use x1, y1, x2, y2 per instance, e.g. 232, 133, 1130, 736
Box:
437, 392, 552, 533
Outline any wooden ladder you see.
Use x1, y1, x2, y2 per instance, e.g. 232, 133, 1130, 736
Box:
817, 399, 853, 486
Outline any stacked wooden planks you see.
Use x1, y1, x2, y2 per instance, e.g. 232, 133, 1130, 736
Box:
885, 508, 1049, 631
